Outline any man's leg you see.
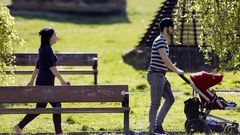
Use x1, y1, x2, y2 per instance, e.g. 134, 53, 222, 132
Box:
156, 79, 175, 125
147, 72, 166, 132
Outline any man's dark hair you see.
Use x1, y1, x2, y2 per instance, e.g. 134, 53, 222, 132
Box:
159, 18, 174, 32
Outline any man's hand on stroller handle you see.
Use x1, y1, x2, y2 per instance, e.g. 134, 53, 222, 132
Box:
176, 68, 184, 75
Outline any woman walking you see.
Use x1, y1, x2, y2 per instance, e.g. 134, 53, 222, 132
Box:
14, 27, 69, 135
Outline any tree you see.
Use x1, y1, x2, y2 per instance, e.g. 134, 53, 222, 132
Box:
174, 0, 240, 70
0, 4, 24, 86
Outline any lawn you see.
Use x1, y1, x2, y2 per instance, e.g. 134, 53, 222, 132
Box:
0, 0, 240, 133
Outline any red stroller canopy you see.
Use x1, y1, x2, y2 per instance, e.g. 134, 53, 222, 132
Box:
190, 71, 224, 109
190, 71, 223, 91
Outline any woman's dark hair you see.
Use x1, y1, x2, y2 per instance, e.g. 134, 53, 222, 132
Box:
158, 18, 174, 32
39, 27, 55, 47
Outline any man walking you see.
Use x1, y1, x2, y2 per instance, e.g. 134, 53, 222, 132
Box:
147, 18, 184, 135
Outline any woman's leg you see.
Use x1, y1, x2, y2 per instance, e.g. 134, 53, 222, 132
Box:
17, 103, 47, 129
50, 102, 62, 134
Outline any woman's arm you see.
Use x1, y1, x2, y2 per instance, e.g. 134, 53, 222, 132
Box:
27, 68, 39, 86
50, 66, 68, 86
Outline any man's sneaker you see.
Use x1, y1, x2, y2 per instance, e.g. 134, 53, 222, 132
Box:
154, 125, 168, 135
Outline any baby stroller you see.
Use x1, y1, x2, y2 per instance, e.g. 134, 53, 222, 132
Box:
180, 71, 239, 135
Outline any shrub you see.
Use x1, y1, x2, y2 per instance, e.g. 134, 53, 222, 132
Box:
0, 4, 24, 86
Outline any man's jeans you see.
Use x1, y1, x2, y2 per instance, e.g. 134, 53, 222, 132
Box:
147, 72, 175, 131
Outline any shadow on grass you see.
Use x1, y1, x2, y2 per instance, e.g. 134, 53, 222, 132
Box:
9, 9, 131, 25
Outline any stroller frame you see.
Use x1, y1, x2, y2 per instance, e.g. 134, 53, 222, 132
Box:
180, 74, 239, 134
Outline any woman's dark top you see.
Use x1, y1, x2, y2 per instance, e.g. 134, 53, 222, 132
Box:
36, 45, 57, 85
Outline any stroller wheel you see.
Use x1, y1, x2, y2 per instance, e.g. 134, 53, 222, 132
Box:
224, 125, 239, 135
185, 118, 211, 134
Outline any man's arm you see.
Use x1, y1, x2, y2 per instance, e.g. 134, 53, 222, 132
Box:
158, 48, 184, 75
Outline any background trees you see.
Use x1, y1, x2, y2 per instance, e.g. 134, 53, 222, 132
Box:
175, 0, 239, 70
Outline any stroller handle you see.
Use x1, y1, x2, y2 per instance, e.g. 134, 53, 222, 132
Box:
179, 74, 191, 84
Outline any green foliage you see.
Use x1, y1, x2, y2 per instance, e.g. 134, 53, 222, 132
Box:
174, 0, 240, 70
0, 4, 24, 86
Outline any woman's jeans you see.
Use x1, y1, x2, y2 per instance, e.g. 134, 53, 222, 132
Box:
147, 72, 175, 131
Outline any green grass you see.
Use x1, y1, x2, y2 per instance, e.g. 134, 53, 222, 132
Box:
0, 0, 11, 5
0, 0, 240, 134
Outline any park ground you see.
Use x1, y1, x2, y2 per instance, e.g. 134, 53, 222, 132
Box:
0, 0, 239, 134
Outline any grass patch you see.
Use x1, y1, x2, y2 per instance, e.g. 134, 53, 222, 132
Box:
233, 81, 240, 84
0, 0, 11, 5
0, 0, 240, 133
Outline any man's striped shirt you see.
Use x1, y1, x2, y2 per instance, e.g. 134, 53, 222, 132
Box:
148, 35, 169, 72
